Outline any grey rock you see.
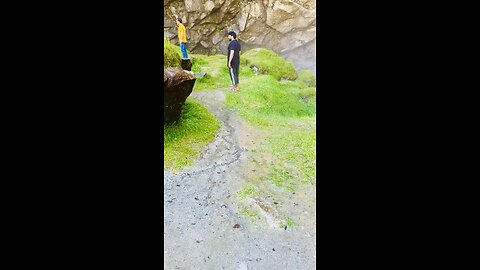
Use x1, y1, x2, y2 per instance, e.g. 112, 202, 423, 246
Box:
164, 0, 316, 73
163, 67, 196, 124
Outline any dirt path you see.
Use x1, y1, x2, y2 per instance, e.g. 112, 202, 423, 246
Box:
164, 89, 316, 270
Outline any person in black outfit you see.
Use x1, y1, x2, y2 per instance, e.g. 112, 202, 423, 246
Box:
227, 31, 241, 91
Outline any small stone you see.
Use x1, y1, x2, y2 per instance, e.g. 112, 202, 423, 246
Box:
195, 72, 206, 78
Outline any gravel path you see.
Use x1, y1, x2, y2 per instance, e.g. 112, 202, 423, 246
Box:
164, 89, 316, 270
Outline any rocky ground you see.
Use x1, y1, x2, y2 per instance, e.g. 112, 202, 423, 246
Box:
164, 89, 316, 269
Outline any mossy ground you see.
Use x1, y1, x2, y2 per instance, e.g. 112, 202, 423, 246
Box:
165, 46, 316, 228
297, 69, 316, 87
164, 99, 219, 171
191, 54, 254, 91
164, 38, 182, 68
242, 48, 297, 80
189, 48, 316, 228
190, 48, 316, 189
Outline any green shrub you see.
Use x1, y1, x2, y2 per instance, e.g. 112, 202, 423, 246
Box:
242, 48, 297, 81
297, 70, 316, 87
164, 38, 181, 68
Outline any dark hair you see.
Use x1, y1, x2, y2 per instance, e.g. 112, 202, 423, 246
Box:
177, 17, 182, 23
228, 31, 236, 39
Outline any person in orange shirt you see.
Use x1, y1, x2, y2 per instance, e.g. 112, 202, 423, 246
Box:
176, 17, 188, 59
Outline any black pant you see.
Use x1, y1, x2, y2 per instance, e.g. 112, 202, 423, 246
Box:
229, 66, 239, 85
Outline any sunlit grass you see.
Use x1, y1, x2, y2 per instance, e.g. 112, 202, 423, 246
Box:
237, 183, 259, 200
242, 48, 298, 80
191, 54, 254, 91
164, 99, 220, 171
297, 69, 316, 87
225, 75, 315, 126
164, 38, 182, 68
167, 47, 316, 194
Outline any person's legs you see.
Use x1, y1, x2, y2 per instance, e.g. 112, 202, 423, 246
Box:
229, 67, 236, 90
233, 66, 240, 90
180, 43, 188, 58
183, 43, 189, 58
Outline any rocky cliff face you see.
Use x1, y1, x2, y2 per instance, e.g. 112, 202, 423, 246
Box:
164, 0, 316, 73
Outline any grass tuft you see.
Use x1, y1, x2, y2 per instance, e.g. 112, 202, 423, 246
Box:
164, 38, 182, 68
237, 183, 259, 200
280, 217, 297, 229
243, 48, 297, 81
297, 69, 316, 87
238, 205, 262, 226
164, 99, 220, 170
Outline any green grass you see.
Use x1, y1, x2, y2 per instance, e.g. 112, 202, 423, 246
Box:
190, 48, 299, 90
262, 129, 316, 190
185, 47, 317, 194
238, 205, 262, 226
211, 48, 316, 194
237, 183, 259, 200
164, 47, 316, 228
280, 217, 297, 229
164, 38, 182, 68
191, 54, 254, 90
242, 48, 298, 81
191, 54, 230, 90
225, 75, 316, 126
297, 69, 316, 87
164, 99, 220, 170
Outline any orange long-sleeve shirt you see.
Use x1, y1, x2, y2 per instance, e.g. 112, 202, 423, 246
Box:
178, 23, 187, 43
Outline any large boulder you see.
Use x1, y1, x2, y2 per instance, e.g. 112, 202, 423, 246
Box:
164, 0, 316, 73
164, 67, 196, 124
